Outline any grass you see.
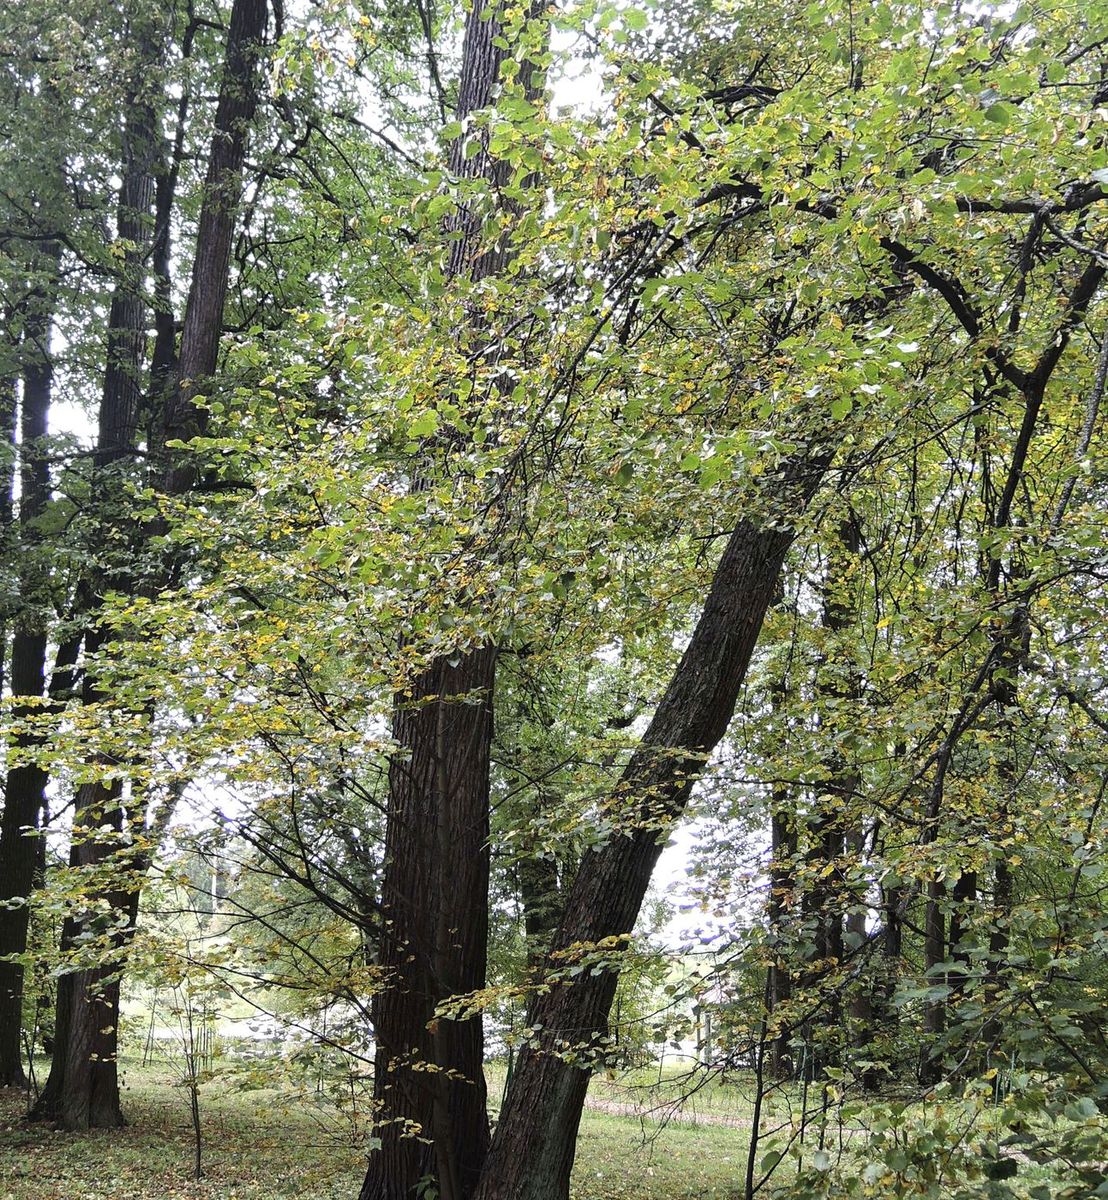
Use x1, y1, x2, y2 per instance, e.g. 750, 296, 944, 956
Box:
0, 1056, 754, 1200
4, 1054, 1082, 1199
0, 1060, 364, 1200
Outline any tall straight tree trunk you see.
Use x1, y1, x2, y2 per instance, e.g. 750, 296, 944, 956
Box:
823, 521, 875, 1077
767, 802, 796, 1078
361, 6, 543, 1198
920, 878, 945, 1085
53, 770, 129, 1130
796, 519, 860, 1080
844, 821, 874, 1085
0, 263, 58, 1088
947, 868, 976, 1005
30, 1, 181, 1125
876, 877, 902, 1056
0, 369, 15, 697
764, 644, 796, 1077
981, 655, 1023, 1061
41, 0, 265, 1130
472, 451, 831, 1200
365, 650, 496, 1200
799, 807, 843, 1080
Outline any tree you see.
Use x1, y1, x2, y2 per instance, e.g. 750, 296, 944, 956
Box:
14, 1, 1108, 1197
361, 3, 547, 1195
0, 243, 58, 1087
29, 0, 268, 1129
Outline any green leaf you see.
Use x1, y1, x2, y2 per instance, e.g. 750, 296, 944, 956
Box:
408, 409, 439, 438
831, 396, 853, 420
984, 102, 1016, 125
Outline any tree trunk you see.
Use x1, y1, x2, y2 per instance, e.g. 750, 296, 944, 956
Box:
947, 868, 976, 1005
767, 803, 796, 1077
876, 878, 902, 1058
162, 0, 268, 493
472, 451, 830, 1200
361, 5, 543, 1196
798, 807, 843, 1080
845, 825, 874, 1085
0, 268, 56, 1088
798, 519, 860, 1080
0, 369, 15, 697
57, 780, 129, 1131
30, 5, 168, 1122
363, 650, 496, 1200
920, 879, 945, 1085
38, 0, 266, 1129
29, 769, 135, 1128
982, 665, 1021, 1061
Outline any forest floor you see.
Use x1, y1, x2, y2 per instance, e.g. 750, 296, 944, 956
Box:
0, 1057, 760, 1200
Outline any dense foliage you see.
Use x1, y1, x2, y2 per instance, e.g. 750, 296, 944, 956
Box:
1, 0, 1107, 1197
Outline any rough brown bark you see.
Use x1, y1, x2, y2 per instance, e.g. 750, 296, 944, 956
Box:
363, 651, 496, 1200
472, 452, 831, 1200
796, 520, 861, 1079
361, 6, 543, 1197
824, 523, 874, 1075
982, 668, 1021, 1060
37, 0, 265, 1129
30, 764, 134, 1129
947, 868, 976, 1004
876, 878, 902, 1039
57, 779, 130, 1131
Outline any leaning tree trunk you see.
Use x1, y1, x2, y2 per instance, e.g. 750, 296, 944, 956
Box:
0, 270, 56, 1088
471, 451, 832, 1200
162, 0, 269, 493
360, 5, 543, 1198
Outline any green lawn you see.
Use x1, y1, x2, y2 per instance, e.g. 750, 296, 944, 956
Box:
0, 1057, 754, 1200
3, 1056, 1084, 1199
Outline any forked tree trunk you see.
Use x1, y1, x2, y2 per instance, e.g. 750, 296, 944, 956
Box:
361, 5, 542, 1197
472, 452, 831, 1200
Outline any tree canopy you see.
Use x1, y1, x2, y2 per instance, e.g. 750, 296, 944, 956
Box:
1, 1, 1107, 1198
